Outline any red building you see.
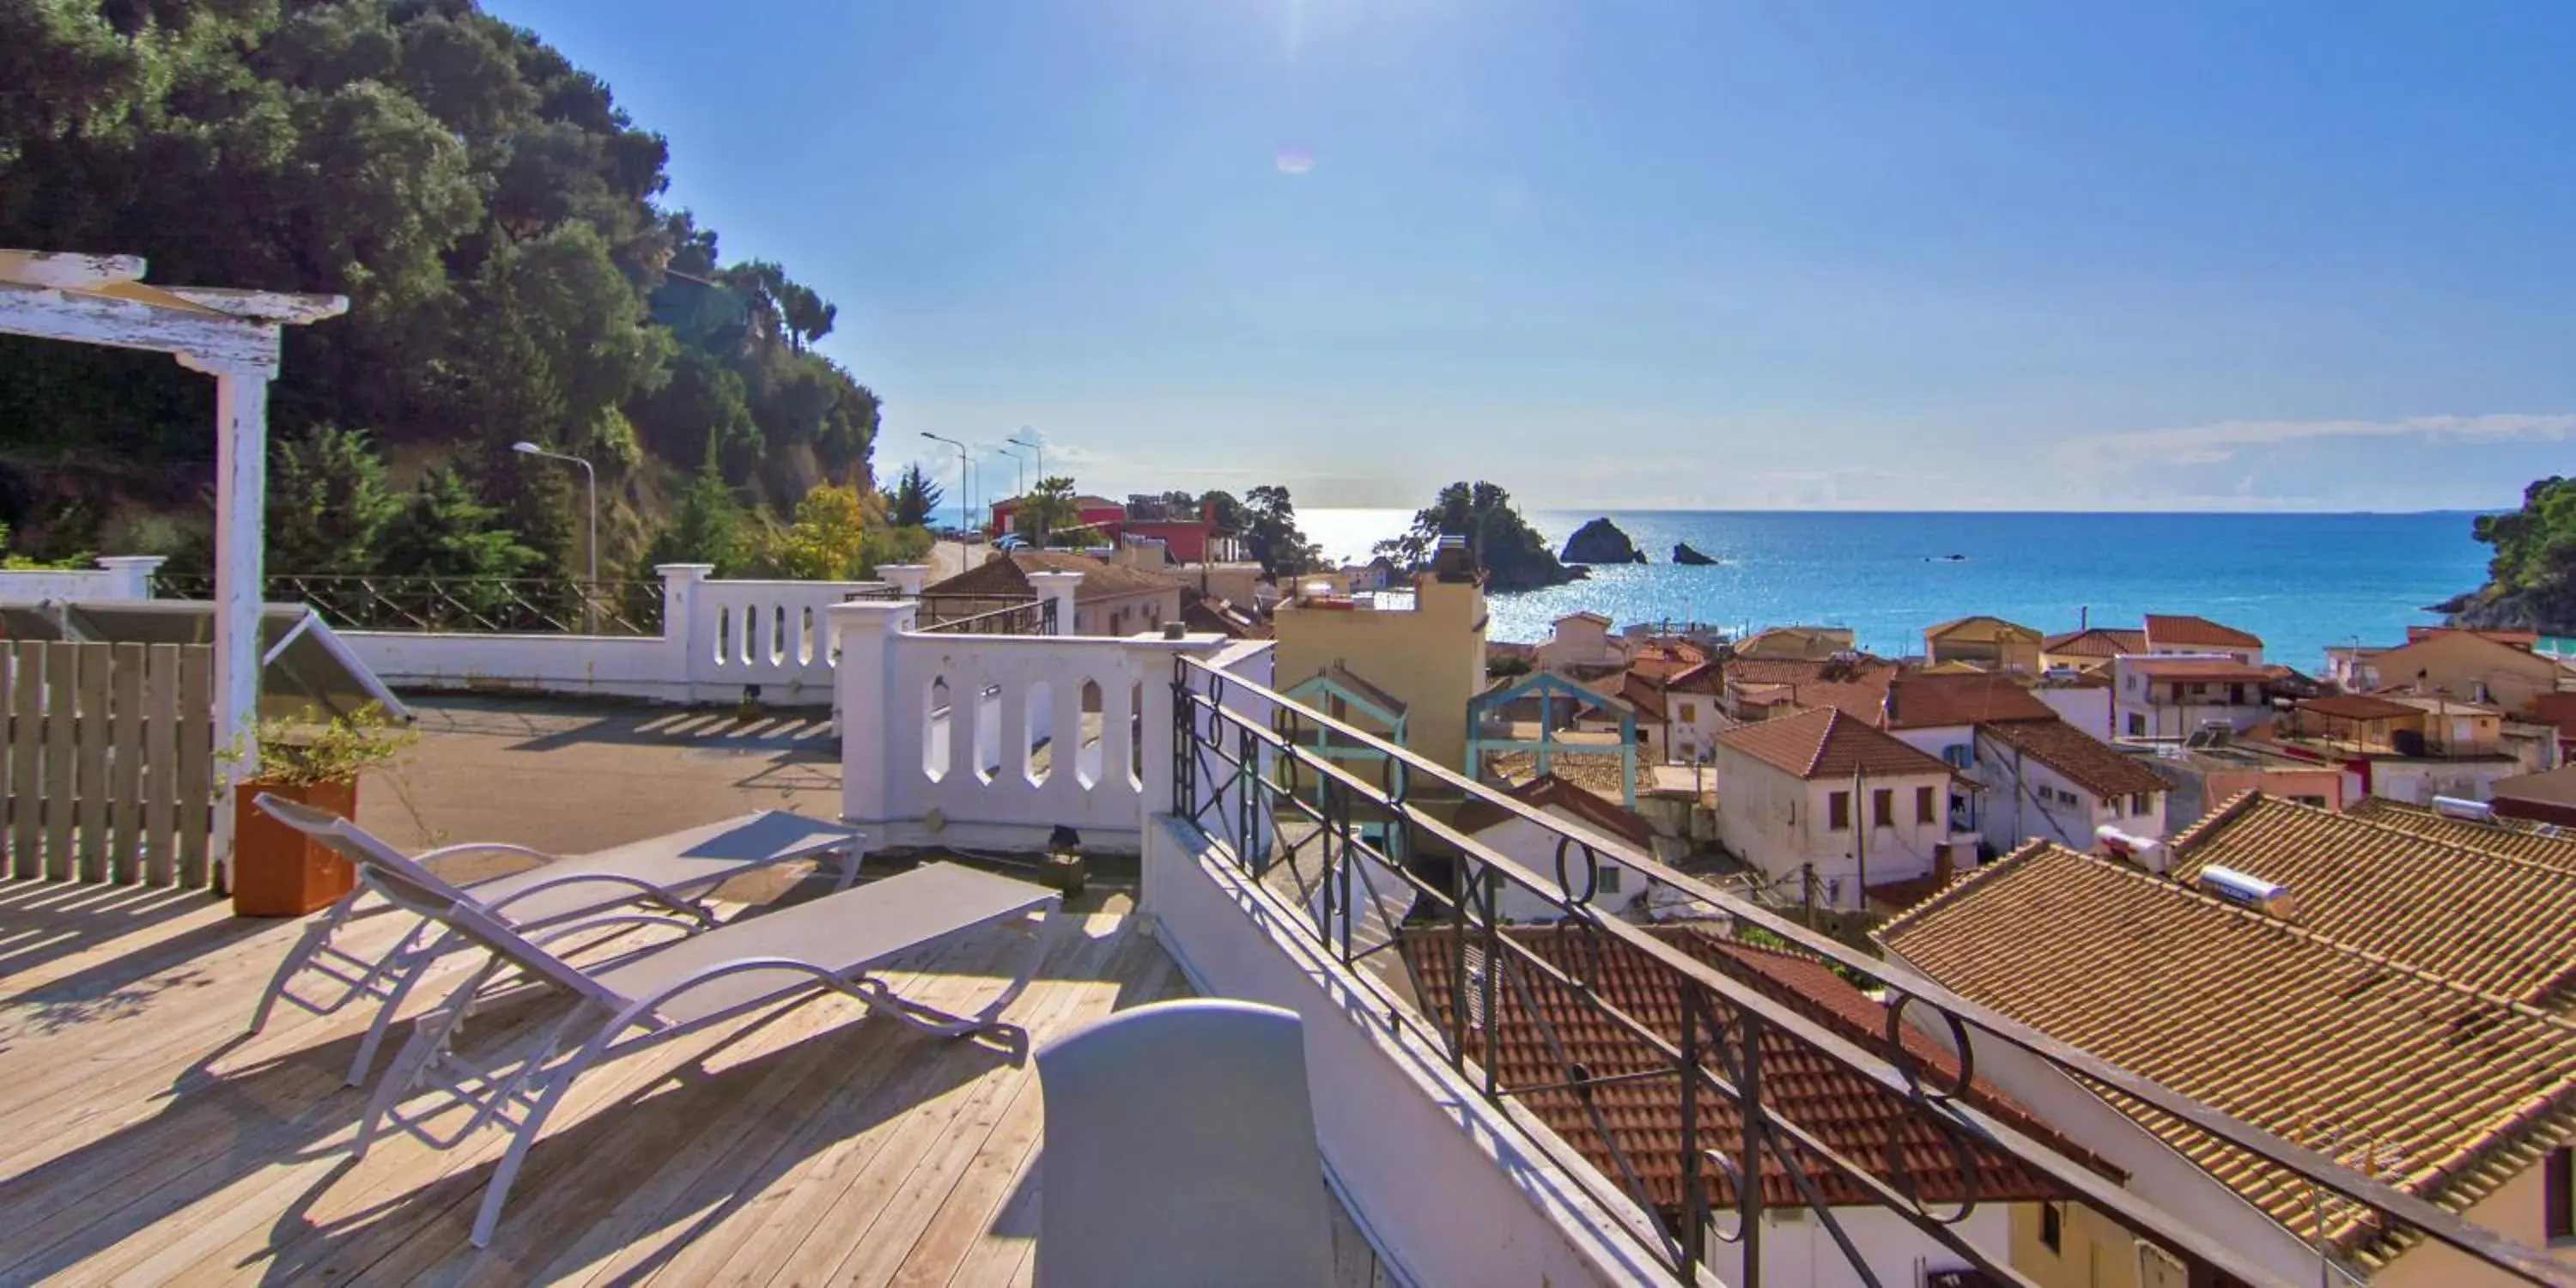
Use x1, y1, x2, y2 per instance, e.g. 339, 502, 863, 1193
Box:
988, 494, 1127, 540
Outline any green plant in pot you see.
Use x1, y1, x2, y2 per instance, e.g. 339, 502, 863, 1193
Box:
223, 702, 416, 916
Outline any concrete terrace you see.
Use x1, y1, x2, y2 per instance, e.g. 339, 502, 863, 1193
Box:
0, 696, 1388, 1286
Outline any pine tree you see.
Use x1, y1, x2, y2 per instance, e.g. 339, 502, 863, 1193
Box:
380, 467, 544, 581
268, 425, 402, 574
649, 439, 750, 574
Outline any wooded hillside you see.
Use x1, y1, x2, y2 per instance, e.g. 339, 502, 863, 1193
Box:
0, 0, 878, 574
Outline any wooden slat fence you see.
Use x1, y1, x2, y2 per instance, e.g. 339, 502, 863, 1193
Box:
1, 641, 215, 887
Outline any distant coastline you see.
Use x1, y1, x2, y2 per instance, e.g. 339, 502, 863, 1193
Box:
1297, 508, 2489, 669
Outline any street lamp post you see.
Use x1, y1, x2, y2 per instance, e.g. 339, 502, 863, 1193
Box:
921, 432, 970, 536
988, 442, 1029, 498
1010, 428, 1042, 483
511, 440, 598, 633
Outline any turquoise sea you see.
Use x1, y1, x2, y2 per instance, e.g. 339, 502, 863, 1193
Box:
1297, 509, 2497, 673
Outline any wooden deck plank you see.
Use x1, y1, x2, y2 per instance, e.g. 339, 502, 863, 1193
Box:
0, 880, 1319, 1288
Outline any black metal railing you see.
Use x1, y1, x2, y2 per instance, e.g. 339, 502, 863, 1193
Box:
1169, 656, 2572, 1288
917, 597, 1055, 636
152, 573, 665, 636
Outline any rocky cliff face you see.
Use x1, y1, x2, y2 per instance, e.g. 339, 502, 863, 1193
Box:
2443, 586, 2576, 635
1560, 517, 1646, 565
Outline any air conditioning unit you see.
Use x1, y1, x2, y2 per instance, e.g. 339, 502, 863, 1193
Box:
2433, 795, 2494, 823
2196, 863, 2294, 917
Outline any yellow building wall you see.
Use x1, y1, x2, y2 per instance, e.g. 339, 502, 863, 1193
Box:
2012, 1201, 2190, 1288
1272, 575, 1487, 774
2373, 1164, 2576, 1288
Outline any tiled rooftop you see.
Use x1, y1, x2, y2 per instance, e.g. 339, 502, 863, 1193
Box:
1882, 671, 2057, 729
2120, 657, 2273, 683
2040, 628, 2145, 658
2167, 793, 2576, 1005
1453, 772, 1654, 848
2295, 693, 2423, 721
1880, 840, 2576, 1265
1711, 707, 1954, 781
1975, 717, 2172, 799
2141, 614, 2263, 649
1402, 924, 2097, 1212
2342, 795, 2576, 874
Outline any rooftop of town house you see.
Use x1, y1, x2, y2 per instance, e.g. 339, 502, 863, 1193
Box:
2294, 692, 2424, 721
920, 548, 1184, 603
2117, 656, 2275, 683
0, 695, 1393, 1287
1710, 705, 1957, 781
2344, 794, 2576, 873
2040, 626, 2147, 657
1974, 716, 2172, 799
2167, 792, 2576, 1006
1881, 670, 2058, 729
1923, 613, 2041, 641
1878, 836, 2576, 1270
2139, 613, 2264, 649
1451, 771, 1655, 849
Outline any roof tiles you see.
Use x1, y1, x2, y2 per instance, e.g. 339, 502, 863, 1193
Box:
1976, 718, 2172, 799
1712, 707, 1954, 781
2142, 614, 2264, 649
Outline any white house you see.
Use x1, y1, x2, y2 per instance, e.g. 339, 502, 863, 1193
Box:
1452, 774, 1659, 922
1878, 671, 2060, 834
2111, 654, 2275, 739
1708, 707, 1974, 912
1533, 611, 1627, 671
1972, 717, 2171, 854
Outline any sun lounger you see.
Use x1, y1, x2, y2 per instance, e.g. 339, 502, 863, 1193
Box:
1035, 999, 1334, 1287
246, 795, 864, 1085
350, 859, 1059, 1247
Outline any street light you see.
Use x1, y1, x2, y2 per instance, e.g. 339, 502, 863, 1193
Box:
920, 432, 970, 536
1010, 428, 1043, 482
511, 440, 597, 632
987, 442, 1029, 498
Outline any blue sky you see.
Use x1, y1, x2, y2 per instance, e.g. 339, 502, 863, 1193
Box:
489, 0, 2576, 513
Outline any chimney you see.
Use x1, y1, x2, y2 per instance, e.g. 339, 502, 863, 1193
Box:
1934, 843, 1955, 885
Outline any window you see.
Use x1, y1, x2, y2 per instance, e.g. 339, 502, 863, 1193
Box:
1828, 791, 1850, 830
1872, 788, 1893, 828
2103, 796, 2120, 817
1942, 743, 1973, 769
2549, 1146, 2573, 1243
2129, 792, 2152, 816
1678, 702, 1698, 722
2039, 1201, 2063, 1254
1916, 785, 1935, 823
2229, 684, 2246, 705
2127, 713, 2146, 737
1598, 867, 1624, 895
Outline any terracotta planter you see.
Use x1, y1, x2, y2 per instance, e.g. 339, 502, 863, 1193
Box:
233, 778, 360, 917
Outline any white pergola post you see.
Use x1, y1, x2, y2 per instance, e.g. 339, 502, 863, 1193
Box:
0, 251, 346, 880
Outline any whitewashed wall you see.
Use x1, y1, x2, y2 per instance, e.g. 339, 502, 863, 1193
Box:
1706, 1206, 2016, 1288
0, 556, 164, 604
342, 565, 885, 707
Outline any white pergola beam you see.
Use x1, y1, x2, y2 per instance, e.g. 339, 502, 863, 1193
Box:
0, 251, 347, 884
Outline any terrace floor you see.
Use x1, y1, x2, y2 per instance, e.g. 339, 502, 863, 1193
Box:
0, 696, 1390, 1286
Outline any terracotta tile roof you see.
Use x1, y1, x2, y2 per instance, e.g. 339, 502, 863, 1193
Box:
1784, 677, 1893, 722
1489, 750, 1645, 800
2342, 796, 2576, 875
2166, 793, 2576, 1005
2142, 613, 2263, 650
1403, 924, 2102, 1212
2041, 628, 2145, 658
1884, 672, 2057, 729
1924, 614, 2041, 641
1452, 773, 1654, 849
2295, 693, 2421, 722
1712, 708, 1954, 781
1879, 841, 2576, 1263
920, 550, 1181, 605
2519, 692, 2576, 738
1976, 718, 2172, 799
1664, 659, 1723, 694
2494, 765, 2576, 808
1725, 657, 1896, 687
2121, 657, 2273, 683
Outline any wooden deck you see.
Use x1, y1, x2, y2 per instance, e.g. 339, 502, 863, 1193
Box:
0, 871, 1388, 1285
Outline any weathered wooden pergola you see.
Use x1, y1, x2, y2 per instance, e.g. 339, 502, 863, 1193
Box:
0, 250, 347, 865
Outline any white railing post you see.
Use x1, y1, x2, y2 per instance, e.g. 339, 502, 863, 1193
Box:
657, 563, 714, 702
881, 564, 929, 598
95, 556, 166, 600
832, 598, 917, 827
1027, 570, 1083, 636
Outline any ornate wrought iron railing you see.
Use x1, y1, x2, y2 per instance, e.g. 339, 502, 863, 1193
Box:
1170, 656, 2573, 1288
152, 573, 665, 636
916, 597, 1055, 636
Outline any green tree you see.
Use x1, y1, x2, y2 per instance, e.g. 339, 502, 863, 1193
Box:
767, 483, 874, 580
380, 467, 545, 581
268, 425, 402, 574
1012, 477, 1084, 548
647, 440, 750, 574
1374, 481, 1574, 592
1242, 484, 1323, 578
885, 464, 945, 529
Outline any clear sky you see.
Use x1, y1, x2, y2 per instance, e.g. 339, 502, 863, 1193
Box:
488, 0, 2576, 513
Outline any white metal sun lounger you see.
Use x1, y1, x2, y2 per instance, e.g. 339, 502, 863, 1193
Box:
350, 858, 1059, 1247
247, 795, 864, 1086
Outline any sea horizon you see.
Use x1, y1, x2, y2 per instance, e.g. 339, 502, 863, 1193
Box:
1296, 507, 2499, 670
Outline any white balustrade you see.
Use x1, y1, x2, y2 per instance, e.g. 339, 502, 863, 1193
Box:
0, 555, 165, 605
833, 598, 1273, 853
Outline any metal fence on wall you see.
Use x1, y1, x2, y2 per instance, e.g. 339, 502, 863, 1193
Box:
154, 574, 664, 636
